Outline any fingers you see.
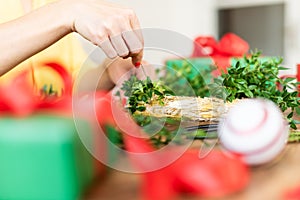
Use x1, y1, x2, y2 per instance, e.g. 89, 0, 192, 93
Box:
122, 30, 143, 66
122, 30, 142, 54
87, 6, 144, 64
110, 34, 129, 57
99, 32, 143, 63
98, 39, 118, 59
99, 33, 143, 65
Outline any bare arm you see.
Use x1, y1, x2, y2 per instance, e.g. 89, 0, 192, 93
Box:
0, 0, 143, 76
0, 1, 71, 75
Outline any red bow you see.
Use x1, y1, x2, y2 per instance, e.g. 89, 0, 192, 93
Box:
192, 33, 249, 75
0, 62, 73, 116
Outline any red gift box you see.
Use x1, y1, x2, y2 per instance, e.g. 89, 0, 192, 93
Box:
192, 33, 249, 75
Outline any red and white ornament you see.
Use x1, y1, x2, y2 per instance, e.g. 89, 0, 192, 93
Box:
218, 98, 289, 165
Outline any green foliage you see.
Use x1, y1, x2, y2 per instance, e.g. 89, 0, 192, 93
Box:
212, 51, 300, 129
121, 75, 174, 114
120, 75, 210, 147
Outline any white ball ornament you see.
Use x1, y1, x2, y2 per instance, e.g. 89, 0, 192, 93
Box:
218, 98, 289, 165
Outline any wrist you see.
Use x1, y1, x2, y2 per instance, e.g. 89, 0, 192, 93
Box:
52, 0, 77, 33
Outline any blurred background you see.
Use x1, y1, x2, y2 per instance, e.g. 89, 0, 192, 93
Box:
109, 0, 300, 74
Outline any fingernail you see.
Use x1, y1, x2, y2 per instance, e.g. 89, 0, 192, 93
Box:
135, 62, 141, 68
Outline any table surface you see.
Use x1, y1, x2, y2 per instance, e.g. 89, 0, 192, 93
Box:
82, 140, 300, 200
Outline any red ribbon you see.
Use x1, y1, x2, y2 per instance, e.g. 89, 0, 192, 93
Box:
0, 62, 73, 116
95, 94, 250, 199
192, 33, 249, 75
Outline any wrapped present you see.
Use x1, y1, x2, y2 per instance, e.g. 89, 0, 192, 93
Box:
191, 33, 249, 75
0, 115, 94, 200
165, 33, 249, 80
0, 63, 100, 200
166, 33, 249, 76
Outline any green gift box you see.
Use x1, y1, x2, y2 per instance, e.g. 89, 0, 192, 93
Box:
164, 57, 218, 97
0, 114, 94, 200
165, 57, 215, 82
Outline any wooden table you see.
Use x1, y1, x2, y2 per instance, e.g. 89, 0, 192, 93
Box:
81, 104, 300, 200
82, 141, 300, 200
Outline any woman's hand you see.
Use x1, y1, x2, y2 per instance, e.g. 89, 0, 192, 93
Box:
64, 0, 144, 65
0, 0, 143, 76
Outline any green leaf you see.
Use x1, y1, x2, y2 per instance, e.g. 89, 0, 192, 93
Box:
287, 112, 294, 119
278, 66, 289, 70
236, 79, 247, 85
244, 90, 254, 98
136, 106, 146, 112
248, 85, 257, 90
283, 77, 296, 83
290, 121, 297, 130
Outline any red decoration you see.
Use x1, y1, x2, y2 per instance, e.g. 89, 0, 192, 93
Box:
192, 33, 249, 75
0, 62, 73, 116
96, 98, 250, 199
192, 36, 218, 56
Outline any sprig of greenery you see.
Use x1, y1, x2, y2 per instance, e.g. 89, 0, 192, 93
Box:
121, 75, 174, 114
211, 51, 300, 129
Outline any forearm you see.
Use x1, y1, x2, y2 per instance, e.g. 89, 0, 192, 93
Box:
0, 1, 72, 75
